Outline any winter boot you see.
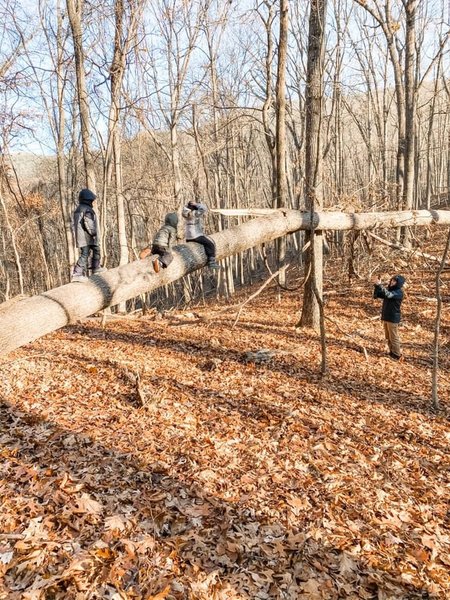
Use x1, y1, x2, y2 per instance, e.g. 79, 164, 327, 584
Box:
91, 259, 107, 275
207, 258, 220, 270
71, 264, 88, 282
152, 257, 161, 273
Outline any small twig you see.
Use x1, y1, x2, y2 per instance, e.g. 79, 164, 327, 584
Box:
325, 315, 369, 361
232, 267, 287, 329
261, 246, 303, 291
135, 371, 146, 407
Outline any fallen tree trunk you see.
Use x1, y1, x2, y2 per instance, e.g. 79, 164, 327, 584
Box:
1, 208, 450, 356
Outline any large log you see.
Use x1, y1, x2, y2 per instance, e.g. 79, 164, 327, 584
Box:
1, 208, 449, 356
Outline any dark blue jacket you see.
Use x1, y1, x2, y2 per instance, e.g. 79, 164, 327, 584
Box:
373, 275, 405, 323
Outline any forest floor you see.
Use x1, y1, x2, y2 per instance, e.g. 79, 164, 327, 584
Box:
0, 255, 449, 600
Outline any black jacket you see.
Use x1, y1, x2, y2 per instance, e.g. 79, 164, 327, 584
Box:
373, 275, 405, 323
73, 201, 99, 248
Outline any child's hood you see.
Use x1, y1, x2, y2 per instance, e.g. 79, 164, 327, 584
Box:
164, 212, 178, 228
392, 275, 405, 289
78, 188, 96, 204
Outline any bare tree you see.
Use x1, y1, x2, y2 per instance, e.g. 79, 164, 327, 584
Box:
299, 0, 328, 331
256, 1, 277, 206
148, 0, 210, 210
0, 0, 34, 297
431, 228, 450, 410
21, 0, 77, 275
66, 0, 96, 190
401, 0, 418, 246
104, 0, 146, 281
353, 0, 407, 210
275, 0, 289, 283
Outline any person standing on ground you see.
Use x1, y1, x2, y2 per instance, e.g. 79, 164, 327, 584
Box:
182, 200, 220, 269
72, 189, 106, 282
372, 274, 406, 360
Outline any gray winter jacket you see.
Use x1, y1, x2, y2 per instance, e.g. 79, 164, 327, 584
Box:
153, 212, 178, 248
73, 202, 99, 248
182, 203, 207, 240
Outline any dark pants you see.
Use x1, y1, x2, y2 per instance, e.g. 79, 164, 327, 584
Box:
151, 244, 173, 268
187, 235, 216, 260
76, 245, 101, 273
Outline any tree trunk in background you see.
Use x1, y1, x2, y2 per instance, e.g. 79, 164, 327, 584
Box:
107, 0, 145, 306
332, 5, 344, 198
354, 0, 406, 209
111, 0, 129, 282
2, 208, 450, 356
205, 11, 235, 298
276, 0, 289, 285
66, 0, 96, 191
114, 132, 129, 272
300, 0, 327, 330
260, 2, 277, 207
56, 0, 75, 274
432, 228, 450, 410
0, 230, 11, 301
0, 189, 24, 296
401, 0, 418, 247
425, 56, 442, 210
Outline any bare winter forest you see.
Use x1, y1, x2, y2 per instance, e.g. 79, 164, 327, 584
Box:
1, 0, 450, 598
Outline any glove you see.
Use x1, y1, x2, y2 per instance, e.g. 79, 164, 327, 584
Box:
187, 201, 198, 210
139, 247, 151, 260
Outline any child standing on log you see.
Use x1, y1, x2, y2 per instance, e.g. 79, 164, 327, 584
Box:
72, 189, 106, 282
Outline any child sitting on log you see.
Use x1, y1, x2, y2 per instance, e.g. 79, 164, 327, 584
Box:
139, 212, 178, 273
182, 200, 220, 269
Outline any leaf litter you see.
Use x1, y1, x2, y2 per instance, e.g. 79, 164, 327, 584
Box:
0, 267, 449, 599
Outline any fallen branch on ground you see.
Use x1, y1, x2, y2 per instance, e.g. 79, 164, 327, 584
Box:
232, 267, 287, 329
325, 315, 369, 361
368, 231, 450, 265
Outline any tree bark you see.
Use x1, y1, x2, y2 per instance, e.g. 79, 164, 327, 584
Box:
401, 0, 418, 247
259, 2, 277, 208
0, 188, 24, 296
431, 228, 450, 410
353, 0, 406, 207
300, 0, 327, 329
275, 0, 289, 284
1, 208, 450, 356
55, 0, 76, 273
66, 0, 96, 191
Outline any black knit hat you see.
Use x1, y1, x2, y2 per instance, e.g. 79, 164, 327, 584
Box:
78, 188, 97, 203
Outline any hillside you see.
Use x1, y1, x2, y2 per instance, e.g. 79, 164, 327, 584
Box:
0, 264, 449, 599
10, 153, 53, 187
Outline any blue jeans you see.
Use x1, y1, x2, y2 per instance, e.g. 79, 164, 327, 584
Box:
75, 245, 101, 274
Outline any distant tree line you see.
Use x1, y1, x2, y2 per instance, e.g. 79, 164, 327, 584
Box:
0, 0, 449, 306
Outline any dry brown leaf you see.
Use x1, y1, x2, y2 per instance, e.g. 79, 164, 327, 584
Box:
73, 493, 103, 515
146, 584, 171, 599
